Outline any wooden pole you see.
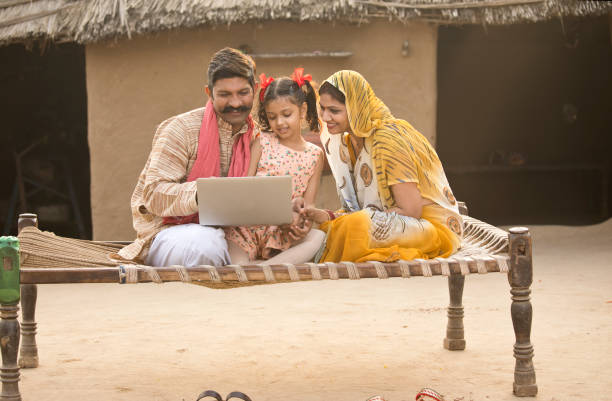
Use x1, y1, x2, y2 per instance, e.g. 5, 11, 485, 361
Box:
353, 0, 544, 10
17, 215, 38, 369
508, 227, 537, 396
18, 258, 509, 284
0, 305, 20, 401
443, 274, 466, 350
0, 237, 21, 401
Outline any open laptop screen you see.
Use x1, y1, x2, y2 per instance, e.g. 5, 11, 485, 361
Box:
196, 176, 293, 226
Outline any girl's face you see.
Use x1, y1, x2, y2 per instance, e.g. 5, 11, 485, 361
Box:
319, 93, 350, 135
265, 97, 307, 141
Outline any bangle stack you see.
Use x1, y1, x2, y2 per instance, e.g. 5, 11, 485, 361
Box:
325, 209, 336, 221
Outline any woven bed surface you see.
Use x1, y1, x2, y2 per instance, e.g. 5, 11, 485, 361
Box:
17, 216, 508, 270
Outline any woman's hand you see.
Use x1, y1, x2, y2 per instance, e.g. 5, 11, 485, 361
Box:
304, 207, 331, 224
278, 197, 312, 241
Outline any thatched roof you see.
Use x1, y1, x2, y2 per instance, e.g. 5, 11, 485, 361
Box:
1, 0, 610, 46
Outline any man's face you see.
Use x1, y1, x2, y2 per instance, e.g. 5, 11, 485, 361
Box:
208, 77, 254, 129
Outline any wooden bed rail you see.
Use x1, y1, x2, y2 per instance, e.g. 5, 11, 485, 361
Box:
18, 258, 511, 285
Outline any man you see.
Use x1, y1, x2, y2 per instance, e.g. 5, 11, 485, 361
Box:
116, 47, 308, 267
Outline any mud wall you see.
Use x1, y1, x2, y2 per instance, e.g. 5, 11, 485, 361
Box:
86, 20, 437, 239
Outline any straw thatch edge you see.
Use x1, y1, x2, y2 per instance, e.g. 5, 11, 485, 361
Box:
1, 0, 610, 46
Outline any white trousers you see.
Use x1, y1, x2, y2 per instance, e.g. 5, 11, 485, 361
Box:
145, 224, 230, 267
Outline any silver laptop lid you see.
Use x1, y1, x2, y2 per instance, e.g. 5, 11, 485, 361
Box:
197, 176, 293, 226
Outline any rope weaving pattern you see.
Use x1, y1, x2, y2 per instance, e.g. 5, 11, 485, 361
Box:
325, 262, 339, 280
141, 265, 162, 283
455, 256, 470, 275
261, 265, 275, 282
229, 264, 248, 282
415, 259, 432, 277
398, 260, 411, 278
474, 256, 493, 274
494, 255, 510, 272
370, 261, 389, 279
282, 263, 300, 281
204, 265, 221, 283
435, 257, 451, 276
18, 226, 122, 268
460, 215, 508, 255
172, 265, 191, 283
341, 262, 360, 279
305, 262, 322, 280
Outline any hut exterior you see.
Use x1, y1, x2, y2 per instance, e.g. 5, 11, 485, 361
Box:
1, 0, 610, 240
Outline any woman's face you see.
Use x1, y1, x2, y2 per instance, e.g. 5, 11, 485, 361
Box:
319, 93, 350, 135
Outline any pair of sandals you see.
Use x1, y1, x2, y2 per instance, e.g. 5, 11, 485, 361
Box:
197, 390, 252, 401
199, 387, 442, 401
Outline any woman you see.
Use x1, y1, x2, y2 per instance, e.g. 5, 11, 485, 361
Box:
304, 70, 462, 263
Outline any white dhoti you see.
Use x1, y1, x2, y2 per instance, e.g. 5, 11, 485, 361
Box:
145, 224, 230, 267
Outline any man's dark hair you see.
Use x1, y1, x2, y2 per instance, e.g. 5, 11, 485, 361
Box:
207, 47, 256, 90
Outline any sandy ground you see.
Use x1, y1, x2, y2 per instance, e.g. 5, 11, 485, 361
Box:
18, 220, 612, 401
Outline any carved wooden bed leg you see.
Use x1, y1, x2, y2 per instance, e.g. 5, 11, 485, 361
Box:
0, 237, 22, 400
508, 227, 537, 397
17, 214, 38, 369
17, 286, 36, 369
0, 304, 20, 401
444, 274, 466, 350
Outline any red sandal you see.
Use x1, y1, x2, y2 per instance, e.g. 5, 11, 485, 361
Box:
416, 388, 445, 401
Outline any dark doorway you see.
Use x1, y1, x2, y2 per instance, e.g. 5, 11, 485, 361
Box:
437, 16, 612, 226
1, 42, 91, 238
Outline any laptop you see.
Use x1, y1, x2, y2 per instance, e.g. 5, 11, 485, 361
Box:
196, 176, 294, 226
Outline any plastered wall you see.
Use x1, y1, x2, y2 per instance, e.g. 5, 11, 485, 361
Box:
86, 20, 438, 239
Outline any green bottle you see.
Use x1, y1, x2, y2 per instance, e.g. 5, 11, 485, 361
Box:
0, 236, 20, 304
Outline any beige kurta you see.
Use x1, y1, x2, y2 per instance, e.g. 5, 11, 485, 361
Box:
115, 107, 253, 263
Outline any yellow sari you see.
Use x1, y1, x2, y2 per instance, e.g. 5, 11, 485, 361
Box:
319, 70, 462, 263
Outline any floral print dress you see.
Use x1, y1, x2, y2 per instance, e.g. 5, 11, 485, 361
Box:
224, 132, 322, 260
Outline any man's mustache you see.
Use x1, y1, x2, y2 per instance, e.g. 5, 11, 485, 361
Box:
221, 106, 249, 113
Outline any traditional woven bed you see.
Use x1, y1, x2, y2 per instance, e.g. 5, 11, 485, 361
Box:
0, 207, 537, 400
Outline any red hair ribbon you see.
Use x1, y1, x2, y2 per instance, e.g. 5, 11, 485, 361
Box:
291, 67, 312, 88
259, 73, 274, 102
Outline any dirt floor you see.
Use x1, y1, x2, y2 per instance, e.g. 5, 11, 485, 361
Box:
18, 220, 612, 401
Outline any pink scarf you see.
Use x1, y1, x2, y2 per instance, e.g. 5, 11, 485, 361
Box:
163, 100, 254, 225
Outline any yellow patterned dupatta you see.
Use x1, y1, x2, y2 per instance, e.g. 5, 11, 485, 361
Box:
318, 70, 462, 263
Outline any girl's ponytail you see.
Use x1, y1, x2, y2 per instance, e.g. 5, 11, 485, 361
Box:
291, 68, 320, 133
301, 80, 320, 132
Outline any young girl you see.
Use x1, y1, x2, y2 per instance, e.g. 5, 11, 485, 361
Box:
224, 68, 325, 264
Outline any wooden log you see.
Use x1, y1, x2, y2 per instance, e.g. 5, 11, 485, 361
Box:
17, 215, 38, 369
0, 235, 21, 401
19, 258, 508, 285
354, 0, 544, 10
17, 286, 36, 369
443, 274, 466, 350
0, 305, 20, 401
508, 227, 537, 397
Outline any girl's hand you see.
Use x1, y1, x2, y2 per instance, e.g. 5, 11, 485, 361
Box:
304, 207, 330, 224
287, 218, 312, 241
291, 197, 306, 215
